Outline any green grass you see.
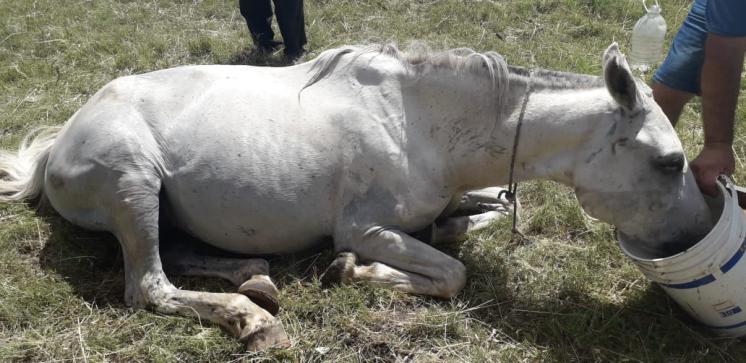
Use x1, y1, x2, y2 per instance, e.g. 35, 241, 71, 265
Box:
2, 0, 746, 361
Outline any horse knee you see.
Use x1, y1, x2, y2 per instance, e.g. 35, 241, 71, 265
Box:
434, 259, 466, 298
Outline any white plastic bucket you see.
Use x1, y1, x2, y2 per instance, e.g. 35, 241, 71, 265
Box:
618, 177, 746, 336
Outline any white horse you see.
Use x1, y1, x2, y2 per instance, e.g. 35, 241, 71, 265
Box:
0, 43, 713, 349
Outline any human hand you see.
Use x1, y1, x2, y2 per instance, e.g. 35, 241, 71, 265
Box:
690, 143, 736, 196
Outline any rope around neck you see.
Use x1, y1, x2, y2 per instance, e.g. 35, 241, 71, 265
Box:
499, 71, 534, 236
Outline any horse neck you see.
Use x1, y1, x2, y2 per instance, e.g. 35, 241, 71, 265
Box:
506, 85, 610, 186
405, 70, 609, 191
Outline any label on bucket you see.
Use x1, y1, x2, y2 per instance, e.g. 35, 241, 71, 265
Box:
714, 301, 743, 318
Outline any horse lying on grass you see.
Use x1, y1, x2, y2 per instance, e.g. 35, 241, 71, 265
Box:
0, 43, 712, 350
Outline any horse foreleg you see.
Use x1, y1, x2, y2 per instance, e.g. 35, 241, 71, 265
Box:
161, 248, 280, 315
428, 187, 518, 243
432, 210, 508, 243
110, 175, 288, 350
454, 187, 515, 214
326, 227, 466, 298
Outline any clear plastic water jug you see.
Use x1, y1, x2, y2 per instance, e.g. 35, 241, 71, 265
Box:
629, 0, 667, 72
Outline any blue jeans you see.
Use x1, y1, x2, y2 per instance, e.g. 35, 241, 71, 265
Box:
653, 0, 708, 95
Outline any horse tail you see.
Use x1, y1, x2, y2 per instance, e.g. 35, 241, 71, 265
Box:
0, 126, 62, 202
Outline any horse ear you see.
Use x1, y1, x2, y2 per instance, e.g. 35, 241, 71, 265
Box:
602, 43, 639, 111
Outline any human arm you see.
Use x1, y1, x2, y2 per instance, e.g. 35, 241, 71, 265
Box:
690, 34, 746, 195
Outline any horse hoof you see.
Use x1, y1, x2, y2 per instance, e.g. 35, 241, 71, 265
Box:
321, 252, 357, 287
242, 321, 291, 351
238, 275, 280, 316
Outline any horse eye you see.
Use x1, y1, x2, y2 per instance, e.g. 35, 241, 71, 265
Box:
652, 153, 685, 174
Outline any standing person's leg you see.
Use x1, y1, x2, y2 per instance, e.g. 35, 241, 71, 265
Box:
273, 0, 307, 59
652, 84, 694, 125
652, 0, 708, 125
239, 0, 281, 51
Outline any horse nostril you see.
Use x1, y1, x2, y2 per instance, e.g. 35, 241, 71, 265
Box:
652, 153, 685, 174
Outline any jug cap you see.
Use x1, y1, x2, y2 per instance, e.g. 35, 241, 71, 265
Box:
643, 0, 661, 14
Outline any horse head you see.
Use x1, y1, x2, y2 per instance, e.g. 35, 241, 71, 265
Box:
572, 43, 713, 257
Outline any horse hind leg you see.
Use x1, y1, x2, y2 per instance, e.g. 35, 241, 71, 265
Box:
161, 244, 271, 286
110, 173, 289, 350
161, 246, 280, 315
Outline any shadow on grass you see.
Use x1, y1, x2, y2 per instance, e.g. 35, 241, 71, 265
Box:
227, 47, 298, 67
37, 212, 125, 307
36, 206, 334, 309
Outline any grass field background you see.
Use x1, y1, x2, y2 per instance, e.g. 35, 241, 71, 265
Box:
1, 0, 746, 361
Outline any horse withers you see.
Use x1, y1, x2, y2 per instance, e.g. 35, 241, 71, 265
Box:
0, 43, 712, 349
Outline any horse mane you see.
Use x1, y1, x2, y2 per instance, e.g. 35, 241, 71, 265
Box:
508, 65, 605, 90
302, 43, 510, 94
302, 43, 604, 100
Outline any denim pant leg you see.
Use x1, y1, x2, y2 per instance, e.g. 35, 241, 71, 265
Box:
653, 0, 708, 95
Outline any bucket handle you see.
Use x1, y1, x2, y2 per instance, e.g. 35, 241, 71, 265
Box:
642, 0, 660, 12
718, 175, 736, 192
717, 174, 739, 210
